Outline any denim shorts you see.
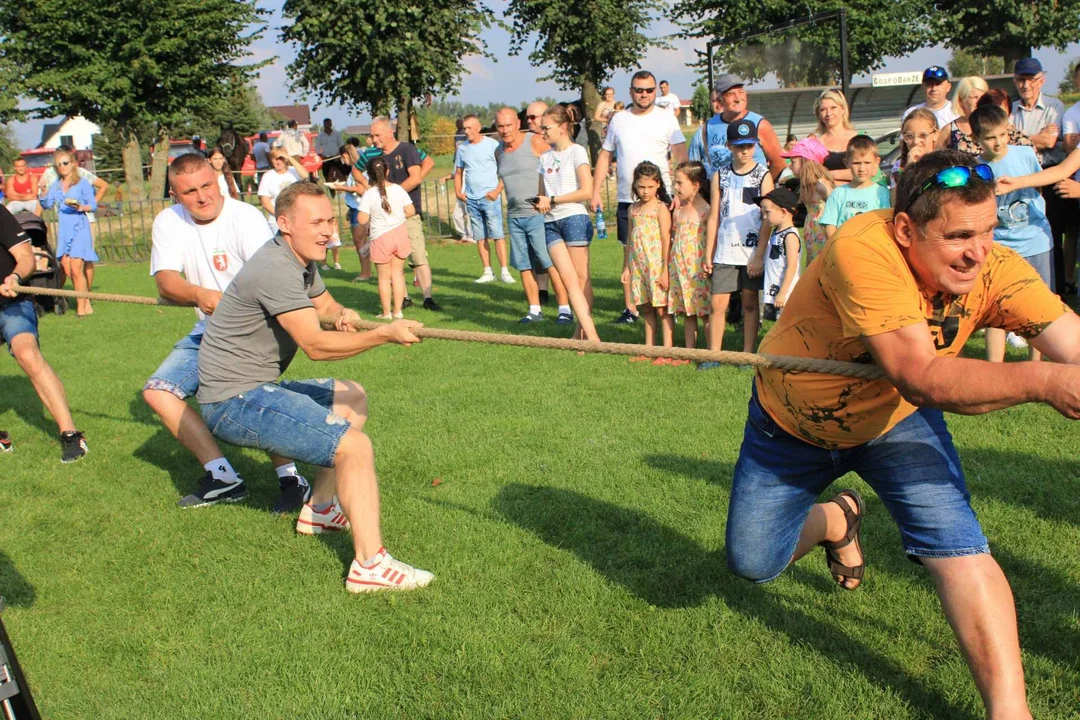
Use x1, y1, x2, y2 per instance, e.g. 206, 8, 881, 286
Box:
199, 378, 349, 468
1022, 250, 1053, 292
0, 299, 39, 355
347, 207, 360, 227
507, 215, 553, 271
725, 384, 988, 583
144, 332, 202, 399
544, 214, 594, 248
466, 197, 505, 240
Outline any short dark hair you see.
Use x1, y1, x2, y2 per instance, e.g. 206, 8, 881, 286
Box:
895, 150, 995, 227
287, 119, 298, 127
275, 180, 328, 220
631, 70, 656, 85
969, 104, 1009, 138
259, 132, 268, 142
348, 136, 361, 147
168, 153, 211, 181
660, 80, 669, 86
845, 134, 878, 162
976, 88, 1011, 113
462, 114, 480, 125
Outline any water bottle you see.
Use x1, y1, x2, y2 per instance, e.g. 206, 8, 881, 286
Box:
595, 209, 607, 239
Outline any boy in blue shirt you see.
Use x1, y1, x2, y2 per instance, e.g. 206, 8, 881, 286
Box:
821, 135, 891, 239
970, 103, 1054, 362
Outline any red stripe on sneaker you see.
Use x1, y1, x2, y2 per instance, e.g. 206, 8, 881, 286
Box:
396, 573, 405, 585
382, 568, 392, 580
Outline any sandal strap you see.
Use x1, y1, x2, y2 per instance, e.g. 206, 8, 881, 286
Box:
821, 492, 861, 551
826, 556, 864, 580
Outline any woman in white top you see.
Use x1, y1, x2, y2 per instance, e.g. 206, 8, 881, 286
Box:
357, 156, 415, 319
258, 148, 310, 232
535, 104, 600, 342
209, 146, 240, 200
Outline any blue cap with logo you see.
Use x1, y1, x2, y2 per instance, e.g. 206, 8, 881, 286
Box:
922, 66, 948, 83
727, 118, 759, 145
1014, 58, 1043, 76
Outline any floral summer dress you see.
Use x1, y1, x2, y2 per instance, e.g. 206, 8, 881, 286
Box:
629, 203, 666, 308
802, 199, 829, 266
668, 211, 709, 316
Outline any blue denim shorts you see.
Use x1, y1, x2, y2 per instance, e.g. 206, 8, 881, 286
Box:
347, 207, 360, 227
507, 215, 553, 272
725, 384, 988, 583
544, 214, 594, 248
199, 378, 349, 468
144, 332, 202, 399
466, 197, 505, 240
0, 299, 39, 356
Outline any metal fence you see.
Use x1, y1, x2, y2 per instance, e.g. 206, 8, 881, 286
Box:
39, 176, 619, 263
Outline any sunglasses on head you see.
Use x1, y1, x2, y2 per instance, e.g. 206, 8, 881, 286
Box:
631, 86, 656, 94
923, 66, 948, 82
898, 164, 994, 213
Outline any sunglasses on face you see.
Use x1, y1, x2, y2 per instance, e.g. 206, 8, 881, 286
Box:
527, 114, 543, 119
898, 164, 994, 213
56, 161, 71, 167
631, 86, 656, 94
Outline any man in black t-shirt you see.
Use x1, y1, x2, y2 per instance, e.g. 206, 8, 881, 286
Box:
0, 205, 87, 462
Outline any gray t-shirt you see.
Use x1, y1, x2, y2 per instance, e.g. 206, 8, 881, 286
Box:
496, 133, 543, 219
197, 237, 326, 404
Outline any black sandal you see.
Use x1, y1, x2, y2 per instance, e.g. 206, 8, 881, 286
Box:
821, 489, 865, 590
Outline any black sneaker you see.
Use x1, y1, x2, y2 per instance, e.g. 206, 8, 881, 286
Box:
538, 290, 550, 305
613, 309, 639, 325
556, 311, 573, 324
59, 431, 87, 463
402, 296, 414, 309
0, 431, 11, 453
272, 475, 312, 514
422, 297, 442, 311
177, 472, 247, 508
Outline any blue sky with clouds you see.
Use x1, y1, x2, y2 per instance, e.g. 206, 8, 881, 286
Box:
9, 3, 1079, 149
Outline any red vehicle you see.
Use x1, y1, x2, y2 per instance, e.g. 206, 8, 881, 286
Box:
18, 148, 96, 178
240, 130, 323, 179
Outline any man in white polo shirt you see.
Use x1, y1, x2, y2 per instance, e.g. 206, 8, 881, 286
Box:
902, 66, 960, 130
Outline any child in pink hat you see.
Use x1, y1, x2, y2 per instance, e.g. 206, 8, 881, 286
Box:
781, 137, 835, 264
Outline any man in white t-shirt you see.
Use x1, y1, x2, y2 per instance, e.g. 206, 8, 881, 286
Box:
273, 120, 311, 161
655, 80, 682, 122
591, 69, 687, 323
142, 153, 310, 511
901, 66, 960, 130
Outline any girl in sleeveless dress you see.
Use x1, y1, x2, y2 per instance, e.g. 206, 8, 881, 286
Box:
781, 137, 834, 265
665, 162, 710, 353
621, 161, 672, 354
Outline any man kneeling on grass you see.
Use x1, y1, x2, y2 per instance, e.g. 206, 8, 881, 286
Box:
727, 150, 1080, 717
196, 182, 433, 593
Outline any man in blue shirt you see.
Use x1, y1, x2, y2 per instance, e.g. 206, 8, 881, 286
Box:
454, 115, 511, 284
688, 75, 785, 180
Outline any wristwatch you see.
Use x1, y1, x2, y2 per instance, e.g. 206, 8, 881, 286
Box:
10, 272, 21, 286
549, 195, 557, 206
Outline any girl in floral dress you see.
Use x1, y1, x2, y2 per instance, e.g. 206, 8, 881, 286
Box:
665, 162, 711, 353
621, 161, 672, 355
781, 137, 834, 266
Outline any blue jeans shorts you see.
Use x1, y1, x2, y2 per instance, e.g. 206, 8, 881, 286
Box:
466, 197, 505, 240
0, 299, 39, 356
347, 207, 360, 227
144, 332, 202, 399
200, 378, 349, 468
507, 215, 553, 272
725, 384, 989, 583
544, 214, 594, 248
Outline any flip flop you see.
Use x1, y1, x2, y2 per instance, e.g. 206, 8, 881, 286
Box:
821, 489, 865, 590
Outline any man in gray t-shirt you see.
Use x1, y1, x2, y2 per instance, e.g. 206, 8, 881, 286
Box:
196, 181, 434, 594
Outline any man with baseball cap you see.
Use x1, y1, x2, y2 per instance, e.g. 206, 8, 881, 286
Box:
902, 66, 960, 129
688, 74, 785, 179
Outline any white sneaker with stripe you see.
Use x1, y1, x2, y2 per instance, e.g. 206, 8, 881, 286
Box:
346, 548, 434, 593
295, 498, 351, 535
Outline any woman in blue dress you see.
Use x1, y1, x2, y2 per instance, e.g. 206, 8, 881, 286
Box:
40, 151, 97, 317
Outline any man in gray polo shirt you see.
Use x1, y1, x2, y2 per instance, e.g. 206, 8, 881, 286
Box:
197, 181, 434, 594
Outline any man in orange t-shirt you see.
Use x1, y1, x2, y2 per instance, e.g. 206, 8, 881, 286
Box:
727, 150, 1080, 718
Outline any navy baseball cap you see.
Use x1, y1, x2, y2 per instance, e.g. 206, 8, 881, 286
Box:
922, 66, 949, 84
1014, 58, 1043, 76
753, 187, 799, 214
727, 118, 758, 145
713, 74, 746, 95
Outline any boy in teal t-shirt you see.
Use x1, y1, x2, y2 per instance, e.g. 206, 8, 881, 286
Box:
821, 135, 891, 239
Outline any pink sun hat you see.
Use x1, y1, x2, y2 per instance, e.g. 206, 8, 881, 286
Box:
781, 136, 829, 164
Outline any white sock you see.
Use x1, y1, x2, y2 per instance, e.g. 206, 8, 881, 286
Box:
483, 266, 493, 274
529, 304, 541, 315
558, 305, 571, 315
275, 462, 298, 479
205, 458, 239, 482
501, 266, 510, 274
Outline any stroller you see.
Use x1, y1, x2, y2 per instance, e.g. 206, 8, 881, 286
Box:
13, 212, 67, 316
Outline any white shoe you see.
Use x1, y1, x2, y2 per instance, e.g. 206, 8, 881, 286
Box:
393, 312, 404, 319
346, 548, 434, 593
296, 498, 350, 535
321, 264, 332, 271
500, 269, 515, 284
376, 313, 393, 321
475, 271, 495, 284
334, 262, 342, 270
1006, 332, 1028, 349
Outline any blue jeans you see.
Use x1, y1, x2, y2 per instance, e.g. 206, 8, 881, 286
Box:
544, 215, 594, 248
466, 197, 505, 240
144, 331, 202, 399
200, 379, 349, 468
506, 215, 553, 272
0, 299, 39, 356
726, 384, 988, 583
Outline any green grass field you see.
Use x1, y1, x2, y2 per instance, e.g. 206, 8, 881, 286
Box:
1, 239, 1079, 719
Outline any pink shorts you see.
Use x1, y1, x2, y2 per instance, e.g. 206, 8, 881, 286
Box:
370, 224, 411, 265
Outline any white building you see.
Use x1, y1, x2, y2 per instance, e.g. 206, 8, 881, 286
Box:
39, 116, 100, 150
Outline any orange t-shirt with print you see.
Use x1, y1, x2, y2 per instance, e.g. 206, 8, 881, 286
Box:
756, 209, 1070, 450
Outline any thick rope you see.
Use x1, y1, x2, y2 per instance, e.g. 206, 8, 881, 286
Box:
12, 285, 885, 380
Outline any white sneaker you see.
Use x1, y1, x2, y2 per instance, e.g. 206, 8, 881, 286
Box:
393, 312, 404, 319
321, 264, 332, 271
1006, 332, 1029, 349
500, 269, 515, 284
346, 548, 434, 593
296, 498, 350, 535
376, 313, 393, 321
475, 271, 495, 284
334, 262, 342, 270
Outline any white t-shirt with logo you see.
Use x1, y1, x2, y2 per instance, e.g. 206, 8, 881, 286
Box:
539, 144, 591, 221
150, 197, 274, 334
602, 107, 686, 203
656, 93, 681, 115
359, 183, 413, 240
258, 168, 302, 231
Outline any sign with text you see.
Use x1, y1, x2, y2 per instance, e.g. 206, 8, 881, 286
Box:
871, 72, 923, 87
